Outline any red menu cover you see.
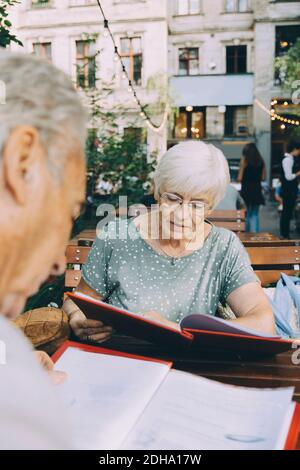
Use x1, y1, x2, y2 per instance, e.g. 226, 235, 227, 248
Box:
67, 292, 194, 347
68, 292, 294, 355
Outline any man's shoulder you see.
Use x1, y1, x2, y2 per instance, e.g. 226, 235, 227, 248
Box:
0, 314, 32, 359
0, 315, 69, 450
0, 314, 50, 391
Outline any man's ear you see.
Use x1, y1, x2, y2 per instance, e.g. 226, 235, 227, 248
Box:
2, 126, 41, 205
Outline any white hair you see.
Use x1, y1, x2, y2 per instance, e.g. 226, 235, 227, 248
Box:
154, 141, 230, 209
0, 51, 87, 180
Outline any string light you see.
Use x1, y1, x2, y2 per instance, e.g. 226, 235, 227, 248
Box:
255, 98, 300, 127
103, 19, 109, 38
121, 66, 127, 80
96, 0, 168, 133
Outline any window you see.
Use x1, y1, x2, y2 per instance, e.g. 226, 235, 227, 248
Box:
226, 45, 247, 74
177, 0, 201, 15
124, 127, 146, 144
31, 0, 50, 7
225, 0, 250, 12
224, 106, 251, 136
275, 25, 300, 57
275, 25, 300, 84
76, 40, 96, 89
120, 37, 142, 86
174, 106, 206, 139
178, 48, 199, 76
33, 42, 52, 61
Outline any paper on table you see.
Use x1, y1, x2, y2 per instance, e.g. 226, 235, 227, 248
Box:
55, 347, 170, 450
121, 369, 294, 450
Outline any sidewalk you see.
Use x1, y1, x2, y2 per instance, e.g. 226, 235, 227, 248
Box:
260, 200, 299, 238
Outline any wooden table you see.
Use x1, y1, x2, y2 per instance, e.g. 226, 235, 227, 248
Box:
237, 232, 280, 242
93, 335, 300, 449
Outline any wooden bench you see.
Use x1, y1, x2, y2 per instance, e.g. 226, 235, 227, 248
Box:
243, 239, 300, 247
65, 241, 300, 291
245, 245, 300, 285
70, 210, 247, 242
238, 232, 279, 243
208, 209, 246, 232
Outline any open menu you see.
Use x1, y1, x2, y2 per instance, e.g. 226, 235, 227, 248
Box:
53, 341, 300, 450
67, 292, 293, 355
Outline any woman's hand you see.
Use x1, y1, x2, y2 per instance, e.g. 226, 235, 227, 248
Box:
68, 307, 114, 344
34, 351, 66, 385
142, 310, 181, 331
63, 282, 114, 344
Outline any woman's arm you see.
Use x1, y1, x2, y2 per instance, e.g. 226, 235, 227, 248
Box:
262, 163, 266, 181
63, 279, 113, 343
226, 282, 276, 335
237, 158, 245, 183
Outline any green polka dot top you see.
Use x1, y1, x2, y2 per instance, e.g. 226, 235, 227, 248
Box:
82, 218, 259, 324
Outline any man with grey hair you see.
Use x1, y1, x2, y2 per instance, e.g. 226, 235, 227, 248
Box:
0, 51, 87, 449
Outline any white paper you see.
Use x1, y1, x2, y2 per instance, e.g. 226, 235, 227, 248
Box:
122, 369, 294, 450
275, 402, 296, 450
55, 347, 170, 450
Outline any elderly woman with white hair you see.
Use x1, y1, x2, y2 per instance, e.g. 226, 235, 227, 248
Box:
64, 141, 276, 342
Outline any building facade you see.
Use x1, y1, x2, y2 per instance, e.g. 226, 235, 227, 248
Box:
9, 0, 300, 181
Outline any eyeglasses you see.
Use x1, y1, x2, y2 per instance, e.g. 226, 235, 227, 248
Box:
160, 192, 206, 213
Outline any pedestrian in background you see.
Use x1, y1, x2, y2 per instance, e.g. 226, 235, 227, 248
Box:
238, 143, 266, 233
280, 140, 300, 239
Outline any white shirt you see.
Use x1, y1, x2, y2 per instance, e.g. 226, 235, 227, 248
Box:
0, 315, 70, 450
282, 153, 297, 181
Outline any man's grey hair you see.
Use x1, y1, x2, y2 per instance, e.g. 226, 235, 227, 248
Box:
0, 51, 87, 179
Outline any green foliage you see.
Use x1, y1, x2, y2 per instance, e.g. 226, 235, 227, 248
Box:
82, 66, 157, 211
275, 38, 300, 139
86, 128, 156, 208
275, 38, 300, 94
0, 0, 23, 48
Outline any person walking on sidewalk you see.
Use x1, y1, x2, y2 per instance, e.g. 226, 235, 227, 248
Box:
280, 140, 300, 239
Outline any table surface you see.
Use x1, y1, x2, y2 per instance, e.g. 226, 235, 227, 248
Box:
93, 335, 300, 449
237, 232, 279, 242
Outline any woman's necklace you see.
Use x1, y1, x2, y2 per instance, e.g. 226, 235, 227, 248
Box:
155, 236, 195, 265
135, 213, 207, 265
